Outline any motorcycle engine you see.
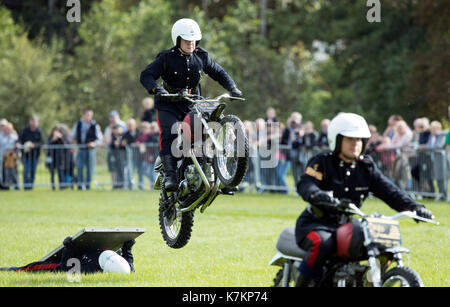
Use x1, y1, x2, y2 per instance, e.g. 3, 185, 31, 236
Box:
184, 164, 202, 192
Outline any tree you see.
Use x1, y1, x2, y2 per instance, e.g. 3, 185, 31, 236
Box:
61, 0, 173, 127
0, 8, 63, 135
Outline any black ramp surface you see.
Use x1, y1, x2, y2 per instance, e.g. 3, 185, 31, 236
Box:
39, 228, 145, 262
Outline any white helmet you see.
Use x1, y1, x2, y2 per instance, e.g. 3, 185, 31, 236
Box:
171, 18, 202, 46
98, 250, 131, 274
327, 112, 371, 152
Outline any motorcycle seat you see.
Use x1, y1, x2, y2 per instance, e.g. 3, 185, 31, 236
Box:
276, 227, 307, 259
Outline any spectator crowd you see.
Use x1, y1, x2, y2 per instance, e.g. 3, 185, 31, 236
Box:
241, 109, 450, 201
0, 97, 161, 191
1, 101, 449, 201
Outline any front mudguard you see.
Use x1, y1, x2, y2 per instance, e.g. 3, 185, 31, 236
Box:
269, 251, 303, 267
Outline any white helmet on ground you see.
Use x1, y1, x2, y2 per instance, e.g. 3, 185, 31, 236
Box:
98, 250, 131, 274
327, 112, 371, 153
171, 18, 202, 46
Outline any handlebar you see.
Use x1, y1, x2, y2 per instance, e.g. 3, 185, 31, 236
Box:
329, 199, 439, 225
389, 211, 439, 225
159, 92, 245, 104
159, 93, 200, 103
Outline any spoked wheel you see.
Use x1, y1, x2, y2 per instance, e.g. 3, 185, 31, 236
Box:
213, 115, 249, 188
381, 267, 424, 287
158, 182, 194, 249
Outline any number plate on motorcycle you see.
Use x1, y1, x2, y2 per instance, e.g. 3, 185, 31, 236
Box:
197, 101, 222, 113
366, 217, 402, 246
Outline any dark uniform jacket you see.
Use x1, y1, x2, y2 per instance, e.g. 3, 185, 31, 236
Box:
295, 151, 419, 243
140, 46, 236, 113
18, 126, 43, 159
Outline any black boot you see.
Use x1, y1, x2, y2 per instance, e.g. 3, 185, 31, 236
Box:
161, 155, 178, 192
120, 239, 135, 272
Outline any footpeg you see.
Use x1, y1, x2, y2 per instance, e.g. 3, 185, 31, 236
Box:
220, 187, 237, 195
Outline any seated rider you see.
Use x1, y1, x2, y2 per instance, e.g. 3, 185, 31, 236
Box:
140, 18, 242, 191
295, 112, 433, 286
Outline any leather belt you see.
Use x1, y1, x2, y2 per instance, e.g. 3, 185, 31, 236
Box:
163, 83, 199, 95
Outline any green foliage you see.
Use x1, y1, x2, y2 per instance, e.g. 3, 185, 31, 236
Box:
61, 0, 173, 127
0, 0, 448, 133
0, 8, 62, 135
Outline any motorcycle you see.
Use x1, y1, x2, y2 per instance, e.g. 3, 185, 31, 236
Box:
269, 199, 439, 287
154, 92, 249, 248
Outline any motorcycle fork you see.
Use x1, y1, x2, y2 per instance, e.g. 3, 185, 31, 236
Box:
367, 251, 382, 287
283, 261, 299, 287
282, 262, 292, 287
362, 222, 382, 287
193, 108, 223, 155
394, 253, 404, 267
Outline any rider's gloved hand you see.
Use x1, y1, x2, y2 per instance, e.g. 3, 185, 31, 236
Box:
309, 190, 338, 207
230, 87, 243, 98
414, 205, 433, 221
154, 86, 169, 98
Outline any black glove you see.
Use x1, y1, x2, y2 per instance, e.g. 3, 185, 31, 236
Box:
154, 86, 169, 98
63, 236, 74, 248
414, 205, 433, 221
309, 190, 337, 207
230, 87, 243, 98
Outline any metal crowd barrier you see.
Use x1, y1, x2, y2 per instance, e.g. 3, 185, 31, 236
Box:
367, 147, 449, 201
241, 145, 449, 201
0, 143, 160, 191
0, 143, 449, 201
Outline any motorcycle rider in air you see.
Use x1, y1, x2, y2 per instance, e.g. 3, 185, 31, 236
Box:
140, 18, 242, 192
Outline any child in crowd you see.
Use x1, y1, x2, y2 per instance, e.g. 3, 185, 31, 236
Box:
3, 148, 19, 190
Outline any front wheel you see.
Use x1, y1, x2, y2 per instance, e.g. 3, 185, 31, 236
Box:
158, 184, 194, 249
381, 266, 424, 287
213, 115, 249, 188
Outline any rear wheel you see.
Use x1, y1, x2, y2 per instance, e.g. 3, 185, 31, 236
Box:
213, 115, 249, 188
158, 182, 194, 249
381, 266, 424, 287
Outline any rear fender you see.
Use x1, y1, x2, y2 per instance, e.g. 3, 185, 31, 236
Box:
269, 251, 303, 267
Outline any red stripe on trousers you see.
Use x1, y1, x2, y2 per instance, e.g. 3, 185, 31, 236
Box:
156, 110, 162, 150
306, 231, 322, 267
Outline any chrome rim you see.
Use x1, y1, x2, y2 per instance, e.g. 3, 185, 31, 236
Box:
216, 122, 238, 180
164, 205, 180, 240
382, 275, 411, 287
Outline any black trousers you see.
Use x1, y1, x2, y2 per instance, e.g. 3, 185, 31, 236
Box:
298, 229, 336, 277
156, 108, 187, 156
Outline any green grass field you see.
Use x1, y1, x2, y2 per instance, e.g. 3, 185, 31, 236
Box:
0, 190, 448, 287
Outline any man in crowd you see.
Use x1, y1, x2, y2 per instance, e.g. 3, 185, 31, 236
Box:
141, 97, 156, 123
72, 109, 103, 190
17, 116, 43, 190
122, 118, 140, 190
104, 110, 127, 189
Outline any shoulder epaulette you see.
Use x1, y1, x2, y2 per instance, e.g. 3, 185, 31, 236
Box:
194, 47, 208, 54
156, 47, 176, 58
